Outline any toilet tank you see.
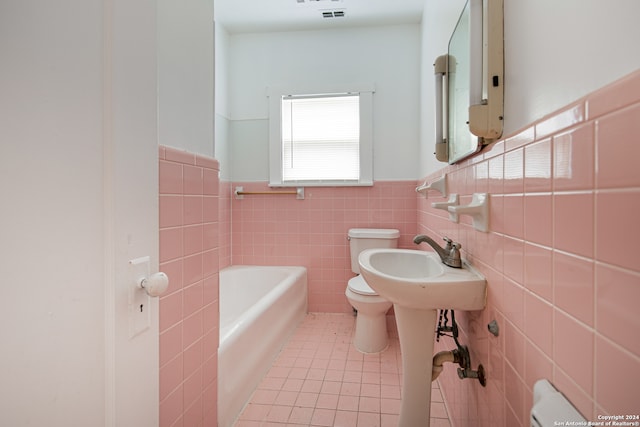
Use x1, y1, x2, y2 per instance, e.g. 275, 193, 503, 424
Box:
348, 228, 400, 274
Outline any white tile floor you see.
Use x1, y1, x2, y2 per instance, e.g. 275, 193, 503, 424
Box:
234, 313, 451, 427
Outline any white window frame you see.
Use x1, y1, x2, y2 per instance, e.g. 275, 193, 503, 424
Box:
268, 83, 375, 187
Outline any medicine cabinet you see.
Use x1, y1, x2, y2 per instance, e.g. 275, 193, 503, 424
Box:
434, 0, 504, 164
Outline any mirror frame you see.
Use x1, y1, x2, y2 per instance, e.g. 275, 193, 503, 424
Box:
434, 0, 504, 164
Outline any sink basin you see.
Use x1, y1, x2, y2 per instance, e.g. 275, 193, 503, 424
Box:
358, 248, 487, 427
358, 248, 486, 311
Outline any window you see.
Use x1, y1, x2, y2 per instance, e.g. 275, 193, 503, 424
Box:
268, 85, 374, 186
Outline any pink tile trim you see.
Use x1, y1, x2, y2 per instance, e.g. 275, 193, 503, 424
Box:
524, 138, 552, 193
535, 103, 585, 140
195, 155, 219, 170
504, 126, 535, 152
164, 146, 197, 165
587, 69, 640, 119
482, 139, 505, 160
553, 123, 595, 191
503, 148, 524, 194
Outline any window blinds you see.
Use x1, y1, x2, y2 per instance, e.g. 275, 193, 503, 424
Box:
281, 94, 360, 182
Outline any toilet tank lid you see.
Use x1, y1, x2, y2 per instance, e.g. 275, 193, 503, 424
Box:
348, 228, 400, 239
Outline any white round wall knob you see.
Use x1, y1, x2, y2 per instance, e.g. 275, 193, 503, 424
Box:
139, 272, 169, 297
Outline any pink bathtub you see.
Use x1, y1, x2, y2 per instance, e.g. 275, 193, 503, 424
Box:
218, 265, 307, 427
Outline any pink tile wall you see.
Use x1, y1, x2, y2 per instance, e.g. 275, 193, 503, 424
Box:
159, 146, 220, 427
229, 182, 418, 312
421, 69, 640, 426
218, 181, 232, 270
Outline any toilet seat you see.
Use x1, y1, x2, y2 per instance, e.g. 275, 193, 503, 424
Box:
348, 275, 378, 296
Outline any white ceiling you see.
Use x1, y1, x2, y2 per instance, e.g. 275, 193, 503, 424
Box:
215, 0, 426, 33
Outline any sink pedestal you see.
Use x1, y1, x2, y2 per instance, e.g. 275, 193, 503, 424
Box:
394, 305, 438, 427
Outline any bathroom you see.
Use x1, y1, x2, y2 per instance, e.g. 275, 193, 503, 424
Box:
2, 0, 640, 426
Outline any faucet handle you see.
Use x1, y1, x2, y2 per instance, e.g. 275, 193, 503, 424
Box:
449, 242, 462, 259
442, 236, 453, 251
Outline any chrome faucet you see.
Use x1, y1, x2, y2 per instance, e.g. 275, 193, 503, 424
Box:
413, 234, 462, 268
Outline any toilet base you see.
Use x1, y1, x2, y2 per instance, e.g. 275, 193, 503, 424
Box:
353, 311, 389, 353
346, 288, 392, 353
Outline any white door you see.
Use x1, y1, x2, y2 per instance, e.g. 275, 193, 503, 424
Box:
0, 0, 159, 426
104, 0, 160, 426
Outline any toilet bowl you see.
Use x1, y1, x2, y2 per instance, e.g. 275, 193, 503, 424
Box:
346, 275, 393, 353
345, 228, 399, 353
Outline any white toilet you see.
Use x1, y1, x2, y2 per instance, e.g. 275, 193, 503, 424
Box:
346, 228, 399, 353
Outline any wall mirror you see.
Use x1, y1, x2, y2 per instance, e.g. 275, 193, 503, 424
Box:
434, 0, 504, 164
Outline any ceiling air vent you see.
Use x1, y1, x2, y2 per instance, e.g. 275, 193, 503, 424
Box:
322, 9, 345, 18
298, 0, 343, 3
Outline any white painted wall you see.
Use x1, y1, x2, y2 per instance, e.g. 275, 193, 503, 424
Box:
503, 0, 640, 132
158, 0, 215, 157
420, 0, 640, 176
223, 25, 421, 182
215, 25, 232, 180
0, 1, 106, 424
